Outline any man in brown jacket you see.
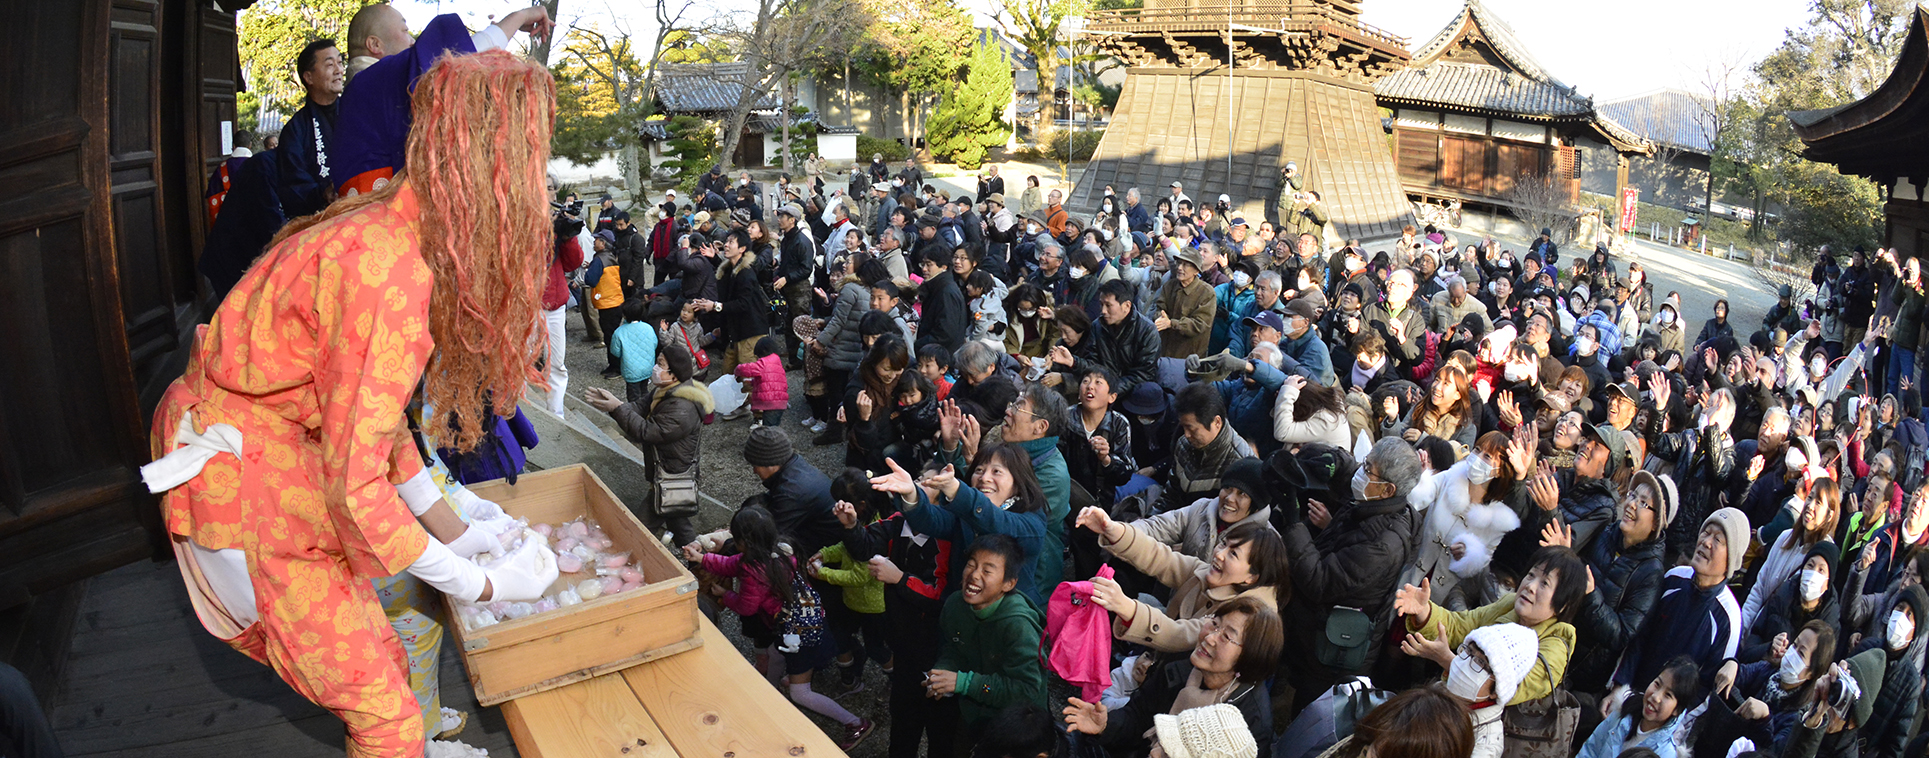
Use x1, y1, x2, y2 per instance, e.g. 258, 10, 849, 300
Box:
1156, 246, 1218, 358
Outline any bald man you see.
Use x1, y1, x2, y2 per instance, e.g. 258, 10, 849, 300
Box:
344, 3, 415, 80
332, 5, 553, 196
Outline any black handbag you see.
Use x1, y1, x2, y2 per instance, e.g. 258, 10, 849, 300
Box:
1316, 606, 1374, 673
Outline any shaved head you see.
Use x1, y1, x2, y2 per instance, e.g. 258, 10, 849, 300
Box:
347, 3, 411, 60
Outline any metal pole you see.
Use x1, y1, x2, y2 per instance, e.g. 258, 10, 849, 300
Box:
1226, 6, 1234, 191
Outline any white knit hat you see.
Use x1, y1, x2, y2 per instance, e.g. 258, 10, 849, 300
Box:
1463, 623, 1539, 706
1154, 704, 1258, 758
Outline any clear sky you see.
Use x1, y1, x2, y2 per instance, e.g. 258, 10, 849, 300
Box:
389, 0, 1820, 102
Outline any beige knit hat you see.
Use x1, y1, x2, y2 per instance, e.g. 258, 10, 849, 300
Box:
1154, 704, 1258, 758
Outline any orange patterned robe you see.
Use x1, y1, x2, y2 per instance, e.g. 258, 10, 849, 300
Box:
151, 183, 436, 756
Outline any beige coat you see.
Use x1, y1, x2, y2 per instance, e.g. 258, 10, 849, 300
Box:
1101, 522, 1280, 653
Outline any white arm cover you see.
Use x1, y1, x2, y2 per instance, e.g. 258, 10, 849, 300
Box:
471, 24, 509, 53
395, 468, 441, 517
407, 538, 486, 603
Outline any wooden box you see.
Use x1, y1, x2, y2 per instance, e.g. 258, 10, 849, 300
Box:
445, 464, 702, 706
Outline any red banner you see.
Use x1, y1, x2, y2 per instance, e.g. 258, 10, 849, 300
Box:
1618, 187, 1640, 232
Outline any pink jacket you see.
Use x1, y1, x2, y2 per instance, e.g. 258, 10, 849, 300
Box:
732, 353, 790, 412
1045, 564, 1115, 701
701, 552, 787, 621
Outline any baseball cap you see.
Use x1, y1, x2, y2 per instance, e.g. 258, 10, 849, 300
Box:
1244, 310, 1287, 333
1581, 423, 1627, 475
1170, 181, 1183, 189
1230, 217, 1248, 228
1281, 299, 1318, 322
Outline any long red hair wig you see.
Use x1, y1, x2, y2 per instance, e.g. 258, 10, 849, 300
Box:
272, 50, 556, 452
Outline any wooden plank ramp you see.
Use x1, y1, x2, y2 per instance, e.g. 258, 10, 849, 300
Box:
503, 617, 848, 758
48, 560, 520, 757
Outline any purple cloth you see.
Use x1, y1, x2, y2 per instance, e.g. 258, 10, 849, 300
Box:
332, 14, 476, 191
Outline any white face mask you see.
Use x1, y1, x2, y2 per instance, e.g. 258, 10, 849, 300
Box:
1890, 610, 1916, 650
1466, 454, 1496, 486
1445, 651, 1493, 701
1799, 569, 1827, 601
1070, 267, 1088, 279
1575, 335, 1597, 355
1660, 310, 1676, 325
1020, 308, 1038, 318
1345, 258, 1365, 273
1351, 468, 1377, 502
1232, 271, 1252, 288
1504, 363, 1533, 382
1778, 647, 1808, 685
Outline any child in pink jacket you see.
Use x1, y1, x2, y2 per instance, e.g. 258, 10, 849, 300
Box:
732, 336, 791, 427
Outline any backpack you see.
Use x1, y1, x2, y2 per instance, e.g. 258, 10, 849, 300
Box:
775, 558, 829, 650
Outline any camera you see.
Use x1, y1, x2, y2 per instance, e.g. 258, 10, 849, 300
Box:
551, 198, 585, 218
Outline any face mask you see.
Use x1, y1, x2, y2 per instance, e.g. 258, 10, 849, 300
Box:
1504, 363, 1533, 382
1890, 610, 1915, 650
1232, 271, 1253, 288
1778, 647, 1808, 685
1345, 258, 1365, 273
1660, 310, 1675, 325
1020, 308, 1038, 318
1799, 569, 1827, 601
1466, 454, 1496, 486
1135, 415, 1160, 426
1070, 267, 1088, 279
1351, 468, 1378, 502
1445, 652, 1492, 701
1575, 335, 1597, 355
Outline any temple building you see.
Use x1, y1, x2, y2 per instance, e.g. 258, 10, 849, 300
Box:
1080, 0, 1418, 240
1374, 0, 1649, 212
1793, 3, 1929, 260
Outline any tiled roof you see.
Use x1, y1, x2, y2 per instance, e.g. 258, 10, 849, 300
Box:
1409, 0, 1560, 85
1376, 62, 1591, 117
1600, 90, 1715, 153
654, 62, 778, 114
744, 111, 858, 135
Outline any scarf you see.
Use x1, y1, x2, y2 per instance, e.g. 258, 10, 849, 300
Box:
1351, 354, 1384, 389
1144, 668, 1240, 742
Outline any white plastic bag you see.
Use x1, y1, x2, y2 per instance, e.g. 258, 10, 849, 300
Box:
709, 375, 747, 416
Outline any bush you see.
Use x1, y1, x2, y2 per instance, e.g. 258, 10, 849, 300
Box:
857, 134, 909, 163
1014, 128, 1106, 162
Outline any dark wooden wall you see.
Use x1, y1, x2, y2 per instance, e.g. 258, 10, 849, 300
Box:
1394, 126, 1580, 205
0, 0, 238, 685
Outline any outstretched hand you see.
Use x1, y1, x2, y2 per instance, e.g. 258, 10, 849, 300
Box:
1392, 578, 1433, 626
869, 459, 920, 502
1399, 628, 1453, 667
1075, 506, 1125, 542
919, 464, 961, 501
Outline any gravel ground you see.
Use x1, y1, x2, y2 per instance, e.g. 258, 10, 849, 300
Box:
559, 305, 897, 756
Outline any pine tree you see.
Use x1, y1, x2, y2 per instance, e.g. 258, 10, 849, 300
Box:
927, 37, 1013, 169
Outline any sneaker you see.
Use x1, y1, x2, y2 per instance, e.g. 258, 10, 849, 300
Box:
835, 718, 875, 751
807, 419, 828, 433
720, 407, 751, 421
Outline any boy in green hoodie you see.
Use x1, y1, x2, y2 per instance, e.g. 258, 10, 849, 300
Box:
927, 533, 1047, 746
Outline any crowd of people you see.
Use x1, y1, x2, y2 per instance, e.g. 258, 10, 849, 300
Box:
559, 146, 1929, 758
172, 7, 1929, 757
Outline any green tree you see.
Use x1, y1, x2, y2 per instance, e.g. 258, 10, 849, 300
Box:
236, 0, 372, 133
548, 24, 647, 165
997, 0, 1083, 142
928, 38, 1013, 168
663, 115, 719, 194
1739, 0, 1908, 254
854, 0, 972, 152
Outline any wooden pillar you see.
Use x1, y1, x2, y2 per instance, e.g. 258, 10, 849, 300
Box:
1613, 154, 1630, 230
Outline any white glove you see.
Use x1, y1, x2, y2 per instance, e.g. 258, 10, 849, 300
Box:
447, 486, 507, 522
444, 515, 521, 558
482, 536, 560, 602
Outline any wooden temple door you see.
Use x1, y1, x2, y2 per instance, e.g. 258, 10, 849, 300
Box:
0, 0, 222, 621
